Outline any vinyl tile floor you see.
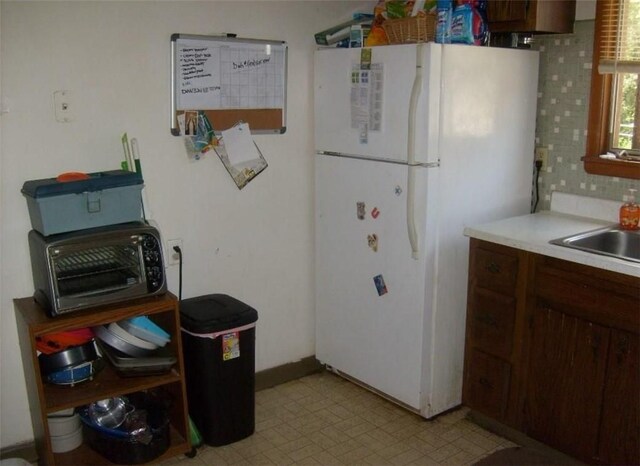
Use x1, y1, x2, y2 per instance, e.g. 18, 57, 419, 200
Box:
162, 371, 518, 466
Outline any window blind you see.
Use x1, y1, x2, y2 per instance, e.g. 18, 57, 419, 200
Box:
597, 0, 640, 74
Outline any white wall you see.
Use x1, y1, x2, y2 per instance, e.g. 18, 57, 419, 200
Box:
575, 0, 596, 20
0, 0, 374, 448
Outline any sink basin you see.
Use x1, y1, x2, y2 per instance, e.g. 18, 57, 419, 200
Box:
550, 226, 640, 263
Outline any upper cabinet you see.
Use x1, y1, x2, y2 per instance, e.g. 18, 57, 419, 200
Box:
487, 0, 577, 34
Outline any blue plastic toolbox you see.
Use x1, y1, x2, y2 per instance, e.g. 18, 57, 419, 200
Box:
22, 170, 143, 236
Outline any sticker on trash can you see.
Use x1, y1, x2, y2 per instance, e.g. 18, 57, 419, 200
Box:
222, 331, 240, 361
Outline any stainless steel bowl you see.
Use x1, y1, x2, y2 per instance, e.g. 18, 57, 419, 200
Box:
88, 397, 130, 429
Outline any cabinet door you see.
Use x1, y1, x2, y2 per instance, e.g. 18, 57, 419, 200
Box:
487, 0, 528, 23
598, 330, 640, 465
524, 305, 609, 463
487, 0, 576, 33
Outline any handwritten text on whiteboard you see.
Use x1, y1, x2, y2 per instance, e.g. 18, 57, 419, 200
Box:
177, 45, 222, 110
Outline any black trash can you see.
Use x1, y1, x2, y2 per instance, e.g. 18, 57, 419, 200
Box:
180, 294, 258, 446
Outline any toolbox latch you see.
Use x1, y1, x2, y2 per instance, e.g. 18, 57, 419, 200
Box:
86, 191, 102, 213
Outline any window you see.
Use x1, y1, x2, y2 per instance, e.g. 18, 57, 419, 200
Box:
584, 0, 640, 179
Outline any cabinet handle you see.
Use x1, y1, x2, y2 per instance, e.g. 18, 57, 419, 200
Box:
590, 332, 604, 360
615, 335, 630, 364
486, 262, 501, 274
479, 377, 493, 390
476, 311, 498, 328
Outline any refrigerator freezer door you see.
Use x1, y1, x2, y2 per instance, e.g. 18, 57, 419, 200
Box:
315, 153, 436, 410
314, 44, 440, 164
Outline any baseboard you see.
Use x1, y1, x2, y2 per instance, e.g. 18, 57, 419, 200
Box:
255, 356, 323, 391
1, 356, 323, 461
0, 442, 38, 463
467, 409, 585, 465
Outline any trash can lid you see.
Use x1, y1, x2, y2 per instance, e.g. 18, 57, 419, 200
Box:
180, 294, 258, 334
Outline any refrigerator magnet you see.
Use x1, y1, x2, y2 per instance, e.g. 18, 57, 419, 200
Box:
373, 274, 387, 296
371, 207, 380, 219
357, 202, 366, 220
367, 234, 378, 252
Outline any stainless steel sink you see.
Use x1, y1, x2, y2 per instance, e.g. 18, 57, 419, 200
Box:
550, 226, 640, 263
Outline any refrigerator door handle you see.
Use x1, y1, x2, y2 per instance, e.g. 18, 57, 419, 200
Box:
407, 44, 424, 260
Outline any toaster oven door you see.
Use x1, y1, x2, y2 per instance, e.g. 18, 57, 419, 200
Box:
49, 237, 149, 311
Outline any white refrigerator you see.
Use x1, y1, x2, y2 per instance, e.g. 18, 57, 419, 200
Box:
314, 43, 539, 419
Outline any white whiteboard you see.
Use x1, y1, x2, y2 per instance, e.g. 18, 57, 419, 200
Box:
171, 34, 288, 135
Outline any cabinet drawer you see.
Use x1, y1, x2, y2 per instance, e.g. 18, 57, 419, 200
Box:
464, 350, 511, 420
535, 257, 640, 333
469, 288, 516, 359
474, 247, 519, 296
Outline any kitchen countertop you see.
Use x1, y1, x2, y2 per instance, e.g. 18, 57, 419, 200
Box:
464, 210, 640, 278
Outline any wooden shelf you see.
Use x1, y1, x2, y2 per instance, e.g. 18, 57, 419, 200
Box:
15, 293, 191, 466
52, 425, 189, 466
15, 295, 180, 335
42, 366, 183, 413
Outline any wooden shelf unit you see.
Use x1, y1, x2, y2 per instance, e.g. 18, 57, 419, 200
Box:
14, 293, 191, 466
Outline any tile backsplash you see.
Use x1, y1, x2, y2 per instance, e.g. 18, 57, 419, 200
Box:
533, 20, 639, 212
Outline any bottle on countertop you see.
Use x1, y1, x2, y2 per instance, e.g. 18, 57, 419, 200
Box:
619, 188, 640, 230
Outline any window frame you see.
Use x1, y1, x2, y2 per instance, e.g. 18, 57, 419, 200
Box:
583, 0, 640, 179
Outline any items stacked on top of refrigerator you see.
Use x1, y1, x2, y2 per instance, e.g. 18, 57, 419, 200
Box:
314, 43, 539, 418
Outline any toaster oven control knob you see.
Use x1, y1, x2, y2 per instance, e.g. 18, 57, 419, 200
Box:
142, 235, 158, 251
144, 250, 160, 265
147, 266, 162, 290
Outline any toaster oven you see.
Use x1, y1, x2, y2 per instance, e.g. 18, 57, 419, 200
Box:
28, 222, 167, 317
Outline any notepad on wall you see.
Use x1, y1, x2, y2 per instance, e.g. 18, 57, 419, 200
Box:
215, 121, 267, 190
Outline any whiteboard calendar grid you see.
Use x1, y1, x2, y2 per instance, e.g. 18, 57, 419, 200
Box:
220, 47, 284, 109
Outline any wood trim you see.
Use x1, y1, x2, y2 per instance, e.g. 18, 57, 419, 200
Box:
583, 0, 640, 180
583, 155, 640, 178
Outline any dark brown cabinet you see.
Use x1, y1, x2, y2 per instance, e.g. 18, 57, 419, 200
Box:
15, 294, 191, 466
487, 0, 576, 34
462, 239, 529, 427
524, 306, 609, 462
530, 256, 640, 464
598, 330, 639, 465
463, 240, 640, 465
